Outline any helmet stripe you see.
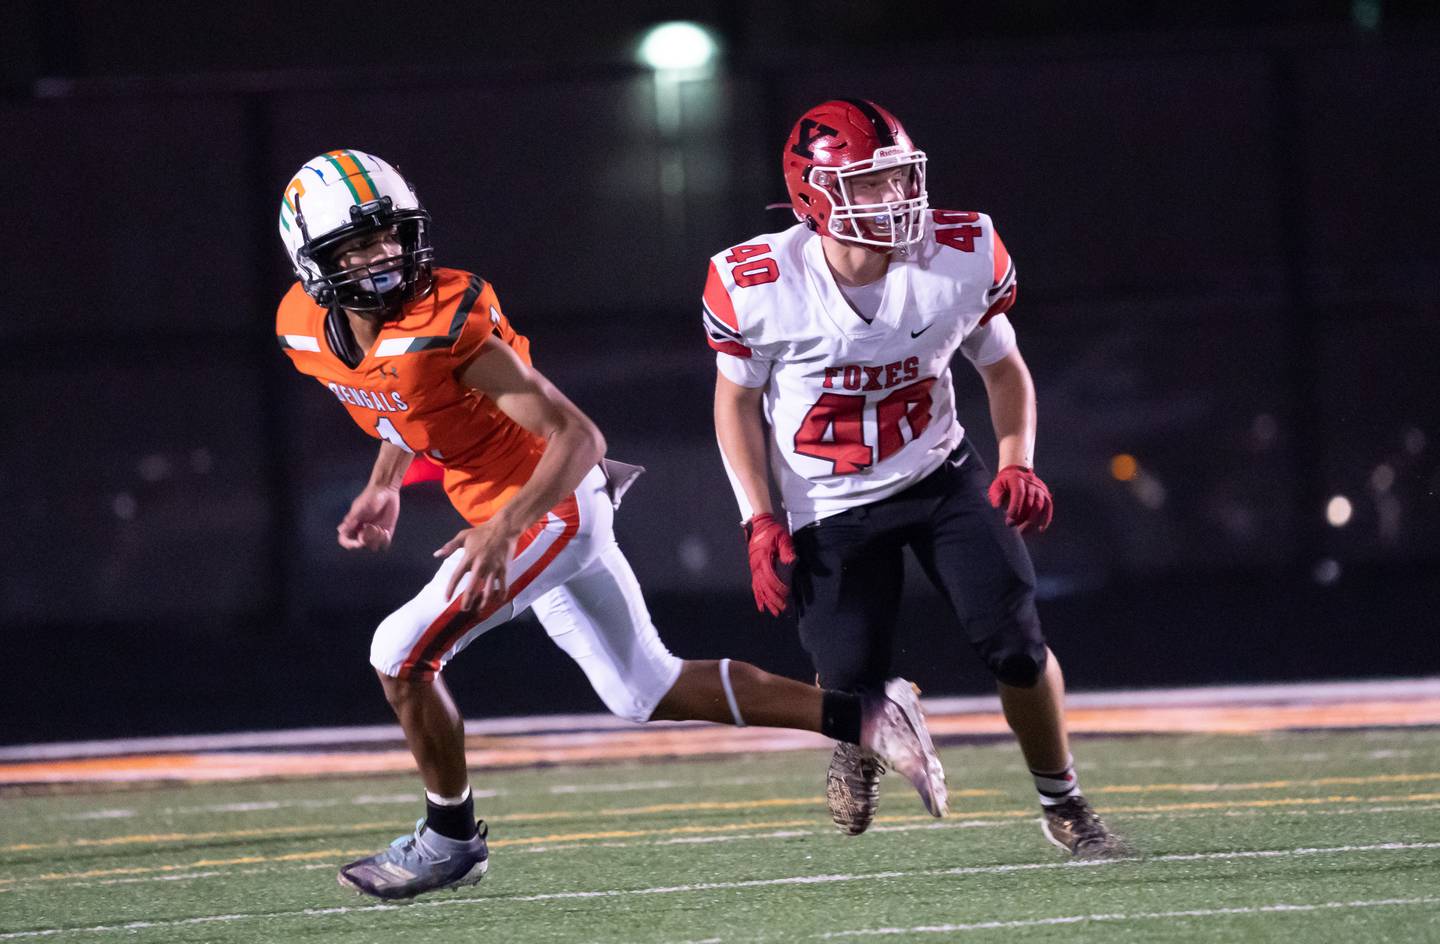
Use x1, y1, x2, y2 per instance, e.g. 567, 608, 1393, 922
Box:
321, 150, 379, 204
321, 153, 363, 203
839, 98, 895, 148
340, 150, 380, 202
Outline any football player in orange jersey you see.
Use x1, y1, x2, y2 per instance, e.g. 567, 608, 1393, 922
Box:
275, 149, 949, 900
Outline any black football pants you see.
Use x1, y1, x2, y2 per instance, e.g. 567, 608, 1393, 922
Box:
792, 439, 1048, 692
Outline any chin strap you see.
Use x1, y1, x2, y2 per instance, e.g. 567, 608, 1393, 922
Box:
324, 306, 366, 369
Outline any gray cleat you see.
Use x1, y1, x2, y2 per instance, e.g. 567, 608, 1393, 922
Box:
338, 819, 489, 900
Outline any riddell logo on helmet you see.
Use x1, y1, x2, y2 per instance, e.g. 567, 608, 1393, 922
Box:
790, 119, 840, 159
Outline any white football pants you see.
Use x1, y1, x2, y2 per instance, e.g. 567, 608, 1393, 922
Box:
369, 464, 683, 723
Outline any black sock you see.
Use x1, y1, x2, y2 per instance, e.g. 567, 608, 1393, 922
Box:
820, 691, 863, 744
425, 790, 477, 841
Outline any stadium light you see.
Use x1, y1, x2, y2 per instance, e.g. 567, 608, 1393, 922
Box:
637, 21, 719, 73
1108, 453, 1139, 482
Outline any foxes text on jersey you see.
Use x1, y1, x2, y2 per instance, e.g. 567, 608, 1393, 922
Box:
704, 210, 1019, 529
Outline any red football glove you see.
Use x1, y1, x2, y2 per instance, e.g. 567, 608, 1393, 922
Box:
743, 512, 797, 616
987, 465, 1054, 533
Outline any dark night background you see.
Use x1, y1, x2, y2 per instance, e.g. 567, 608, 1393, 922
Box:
3, 1, 1438, 745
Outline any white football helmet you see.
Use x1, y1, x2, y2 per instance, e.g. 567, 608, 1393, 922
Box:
277, 150, 434, 312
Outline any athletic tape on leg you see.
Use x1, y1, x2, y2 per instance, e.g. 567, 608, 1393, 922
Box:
719, 658, 747, 727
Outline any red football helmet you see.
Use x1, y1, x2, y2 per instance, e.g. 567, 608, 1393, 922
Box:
782, 99, 928, 249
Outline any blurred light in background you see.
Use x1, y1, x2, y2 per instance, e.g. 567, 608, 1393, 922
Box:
1326, 494, 1354, 528
635, 21, 724, 241
1370, 463, 1395, 493
1109, 453, 1140, 482
1133, 475, 1167, 510
637, 22, 719, 74
677, 535, 709, 574
1313, 558, 1343, 585
112, 493, 138, 521
1351, 0, 1383, 32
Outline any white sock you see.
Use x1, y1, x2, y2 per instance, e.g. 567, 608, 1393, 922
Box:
1031, 755, 1082, 807
425, 785, 471, 806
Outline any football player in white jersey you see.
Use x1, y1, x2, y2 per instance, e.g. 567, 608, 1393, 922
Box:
707, 99, 1122, 857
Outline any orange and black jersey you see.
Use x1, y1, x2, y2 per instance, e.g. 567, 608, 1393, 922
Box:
276, 267, 546, 525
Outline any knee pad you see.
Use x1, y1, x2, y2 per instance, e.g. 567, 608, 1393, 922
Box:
370, 608, 424, 677
598, 680, 671, 725
989, 646, 1047, 688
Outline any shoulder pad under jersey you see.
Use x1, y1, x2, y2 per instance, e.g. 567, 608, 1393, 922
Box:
702, 224, 814, 353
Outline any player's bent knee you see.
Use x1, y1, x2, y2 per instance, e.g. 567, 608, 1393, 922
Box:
595, 653, 685, 724
370, 611, 422, 678
599, 681, 669, 724
988, 645, 1048, 688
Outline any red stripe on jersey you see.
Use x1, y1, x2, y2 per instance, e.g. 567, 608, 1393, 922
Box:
703, 262, 742, 332
707, 335, 753, 358
979, 283, 1018, 327
992, 230, 1012, 288
399, 494, 582, 680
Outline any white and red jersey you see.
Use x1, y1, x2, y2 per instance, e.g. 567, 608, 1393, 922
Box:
705, 210, 1019, 529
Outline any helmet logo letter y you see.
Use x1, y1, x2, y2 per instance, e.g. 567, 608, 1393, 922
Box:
790, 120, 839, 159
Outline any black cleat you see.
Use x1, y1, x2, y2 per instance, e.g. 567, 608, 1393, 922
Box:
1040, 797, 1128, 859
826, 741, 885, 836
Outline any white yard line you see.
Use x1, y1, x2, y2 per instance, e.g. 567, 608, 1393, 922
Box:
53, 793, 429, 822
1, 841, 1436, 939
48, 747, 1438, 824
12, 802, 1440, 894
51, 778, 811, 822
818, 896, 1440, 937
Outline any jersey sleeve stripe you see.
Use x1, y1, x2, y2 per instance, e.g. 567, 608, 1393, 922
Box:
991, 230, 1012, 287
374, 337, 414, 357
375, 276, 488, 356
445, 275, 487, 337
987, 258, 1016, 300
277, 334, 320, 352
702, 304, 744, 343
706, 335, 753, 358
703, 262, 742, 332
979, 283, 1018, 326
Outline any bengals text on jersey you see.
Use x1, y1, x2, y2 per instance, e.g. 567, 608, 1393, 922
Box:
277, 267, 546, 526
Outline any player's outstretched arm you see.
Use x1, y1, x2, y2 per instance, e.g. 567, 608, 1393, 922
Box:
437, 336, 606, 610
714, 372, 795, 615
976, 348, 1037, 471
976, 348, 1052, 533
337, 441, 414, 551
714, 372, 774, 521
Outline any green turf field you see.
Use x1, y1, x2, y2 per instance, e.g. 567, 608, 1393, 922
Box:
3, 729, 1439, 943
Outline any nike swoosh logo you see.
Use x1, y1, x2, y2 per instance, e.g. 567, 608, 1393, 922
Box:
910, 324, 932, 338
